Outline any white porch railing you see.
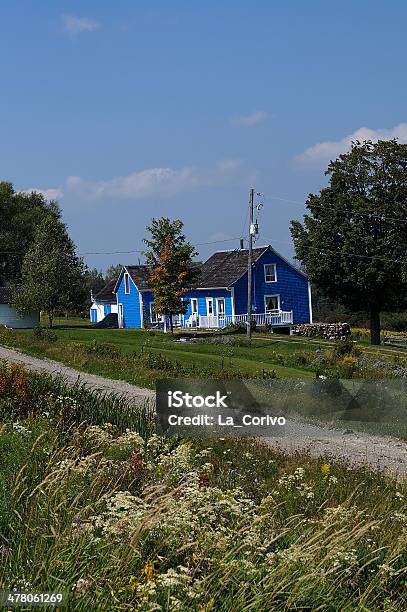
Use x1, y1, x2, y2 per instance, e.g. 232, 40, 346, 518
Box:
183, 310, 293, 329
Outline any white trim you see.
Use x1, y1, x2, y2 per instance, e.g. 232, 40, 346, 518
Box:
264, 294, 280, 312
206, 297, 214, 316
124, 272, 130, 295
264, 263, 277, 283
150, 301, 159, 324
308, 281, 313, 324
230, 287, 235, 319
139, 292, 144, 328
113, 266, 140, 294
216, 297, 225, 317
118, 303, 124, 328
191, 297, 198, 315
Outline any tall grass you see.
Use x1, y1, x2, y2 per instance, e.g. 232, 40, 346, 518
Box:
0, 363, 406, 610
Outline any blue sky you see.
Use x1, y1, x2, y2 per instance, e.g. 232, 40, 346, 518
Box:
2, 1, 407, 271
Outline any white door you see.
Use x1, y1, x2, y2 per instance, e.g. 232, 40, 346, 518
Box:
206, 297, 214, 317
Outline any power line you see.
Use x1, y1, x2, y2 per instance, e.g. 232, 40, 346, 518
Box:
0, 235, 244, 257
264, 194, 407, 225
259, 237, 406, 265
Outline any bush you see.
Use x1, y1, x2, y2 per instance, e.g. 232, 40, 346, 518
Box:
222, 322, 247, 334
332, 338, 357, 358
137, 350, 176, 371
84, 340, 122, 359
33, 326, 57, 343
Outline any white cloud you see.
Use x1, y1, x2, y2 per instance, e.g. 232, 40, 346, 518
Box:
66, 167, 201, 200
230, 111, 269, 127
23, 188, 64, 200
216, 158, 242, 173
62, 15, 100, 35
296, 123, 407, 166
24, 160, 246, 204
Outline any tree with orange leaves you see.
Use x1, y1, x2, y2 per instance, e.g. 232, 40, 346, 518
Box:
144, 218, 199, 332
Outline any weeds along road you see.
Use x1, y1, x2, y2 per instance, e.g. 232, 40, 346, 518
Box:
0, 344, 406, 479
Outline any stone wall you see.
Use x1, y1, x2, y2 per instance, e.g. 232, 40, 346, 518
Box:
291, 322, 351, 340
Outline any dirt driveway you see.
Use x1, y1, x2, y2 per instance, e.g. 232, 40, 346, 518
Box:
1, 345, 406, 479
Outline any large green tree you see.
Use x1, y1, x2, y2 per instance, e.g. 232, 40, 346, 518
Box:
143, 218, 199, 332
0, 182, 60, 285
12, 216, 86, 327
291, 139, 407, 345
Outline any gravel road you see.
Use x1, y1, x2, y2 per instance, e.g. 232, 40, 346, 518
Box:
1, 345, 406, 479
0, 345, 154, 401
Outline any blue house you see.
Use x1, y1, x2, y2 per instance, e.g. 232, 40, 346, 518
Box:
113, 245, 312, 330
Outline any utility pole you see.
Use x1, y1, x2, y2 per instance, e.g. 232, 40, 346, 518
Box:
247, 188, 254, 340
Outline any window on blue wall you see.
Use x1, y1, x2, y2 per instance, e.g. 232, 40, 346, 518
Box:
124, 273, 130, 294
150, 302, 159, 323
265, 295, 280, 312
264, 263, 277, 283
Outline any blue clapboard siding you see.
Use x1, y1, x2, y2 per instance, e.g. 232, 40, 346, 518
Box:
116, 273, 141, 328
114, 247, 311, 328
233, 250, 310, 324
182, 289, 233, 318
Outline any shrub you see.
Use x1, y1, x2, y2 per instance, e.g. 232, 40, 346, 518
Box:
332, 338, 357, 358
137, 350, 176, 372
84, 340, 121, 359
33, 326, 57, 343
222, 322, 247, 334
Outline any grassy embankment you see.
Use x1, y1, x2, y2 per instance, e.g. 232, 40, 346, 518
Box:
1, 322, 406, 389
0, 362, 406, 611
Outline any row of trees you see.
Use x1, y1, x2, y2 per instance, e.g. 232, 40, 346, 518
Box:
0, 182, 121, 327
2, 138, 407, 343
0, 182, 198, 329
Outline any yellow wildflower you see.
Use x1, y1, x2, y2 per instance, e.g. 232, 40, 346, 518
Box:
128, 575, 141, 592
142, 561, 155, 583
321, 463, 331, 478
199, 598, 215, 611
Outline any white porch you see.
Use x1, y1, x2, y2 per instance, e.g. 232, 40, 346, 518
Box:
181, 310, 293, 329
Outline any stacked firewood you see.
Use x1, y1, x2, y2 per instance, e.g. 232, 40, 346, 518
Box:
291, 322, 351, 340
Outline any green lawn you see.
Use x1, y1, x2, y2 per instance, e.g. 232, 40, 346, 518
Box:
1, 325, 406, 390
0, 326, 321, 386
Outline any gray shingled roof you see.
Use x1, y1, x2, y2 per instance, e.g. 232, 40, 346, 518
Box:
121, 246, 306, 292
0, 287, 11, 304
93, 279, 116, 302
194, 247, 269, 288
126, 266, 154, 290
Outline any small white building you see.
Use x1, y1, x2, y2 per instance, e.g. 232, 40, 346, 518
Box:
90, 279, 118, 323
0, 287, 39, 328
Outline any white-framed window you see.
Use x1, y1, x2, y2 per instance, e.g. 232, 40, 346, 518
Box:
264, 263, 277, 283
150, 302, 159, 323
191, 298, 198, 315
124, 272, 130, 294
206, 297, 214, 317
216, 297, 225, 317
264, 294, 280, 313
